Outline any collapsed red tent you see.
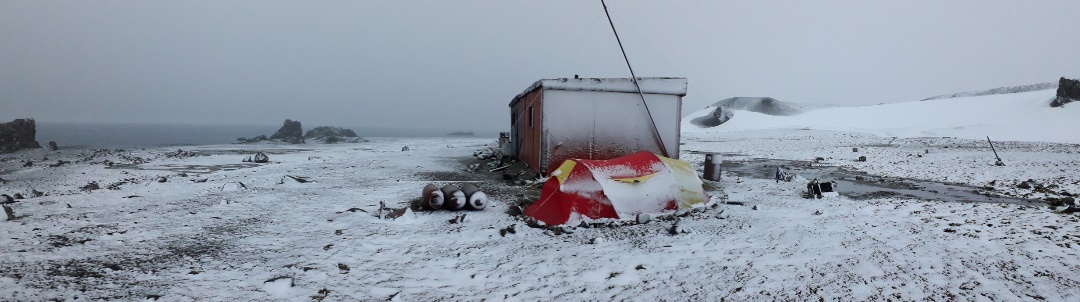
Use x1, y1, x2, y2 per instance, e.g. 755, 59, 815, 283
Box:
524, 151, 709, 226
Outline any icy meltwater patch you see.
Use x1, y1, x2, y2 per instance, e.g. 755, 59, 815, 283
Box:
723, 157, 1043, 206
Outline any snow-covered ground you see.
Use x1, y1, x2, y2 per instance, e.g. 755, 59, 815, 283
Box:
684, 89, 1080, 144
1, 129, 1078, 300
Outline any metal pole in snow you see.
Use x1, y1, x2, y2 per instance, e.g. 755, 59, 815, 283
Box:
601, 0, 669, 157
987, 136, 1004, 166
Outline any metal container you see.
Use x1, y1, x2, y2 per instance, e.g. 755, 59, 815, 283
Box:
440, 184, 466, 211
460, 183, 488, 211
703, 153, 722, 181
421, 184, 444, 210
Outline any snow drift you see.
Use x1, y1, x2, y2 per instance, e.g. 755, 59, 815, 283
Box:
921, 81, 1057, 101
683, 89, 1080, 143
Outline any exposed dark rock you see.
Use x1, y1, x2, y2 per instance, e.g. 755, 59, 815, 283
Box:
690, 106, 735, 128
708, 97, 806, 116
1059, 205, 1080, 214
47, 141, 58, 151
1, 194, 13, 204
1051, 77, 1080, 107
23, 161, 33, 167
13, 193, 24, 199
269, 119, 304, 144
0, 118, 42, 153
304, 126, 358, 139
80, 182, 101, 192
164, 149, 205, 159
1017, 180, 1033, 189
236, 135, 269, 143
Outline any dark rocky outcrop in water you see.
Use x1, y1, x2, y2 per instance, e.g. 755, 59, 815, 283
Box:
269, 119, 304, 144
1051, 77, 1080, 107
0, 118, 42, 153
236, 135, 268, 143
304, 126, 358, 139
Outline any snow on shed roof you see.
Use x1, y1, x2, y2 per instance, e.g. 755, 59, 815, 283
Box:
510, 77, 688, 106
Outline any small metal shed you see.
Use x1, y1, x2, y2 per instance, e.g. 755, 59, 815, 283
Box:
508, 77, 688, 174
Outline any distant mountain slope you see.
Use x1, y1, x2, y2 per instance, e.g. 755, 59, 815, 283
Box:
708, 97, 838, 116
688, 97, 839, 128
921, 82, 1058, 101
682, 89, 1080, 143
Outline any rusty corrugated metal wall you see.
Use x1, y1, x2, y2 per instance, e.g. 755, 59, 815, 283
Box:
511, 89, 544, 174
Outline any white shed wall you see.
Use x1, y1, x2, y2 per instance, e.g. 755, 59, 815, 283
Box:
541, 90, 680, 169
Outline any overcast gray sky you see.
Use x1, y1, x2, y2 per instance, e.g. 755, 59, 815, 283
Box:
2, 1, 1079, 132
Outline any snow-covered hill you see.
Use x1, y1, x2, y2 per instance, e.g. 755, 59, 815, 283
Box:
683, 89, 1080, 143
688, 97, 839, 128
921, 82, 1058, 101
707, 97, 837, 116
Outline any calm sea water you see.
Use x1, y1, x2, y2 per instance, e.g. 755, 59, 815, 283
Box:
36, 122, 497, 148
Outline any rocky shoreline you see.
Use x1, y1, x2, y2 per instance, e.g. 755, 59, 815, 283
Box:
237, 119, 365, 144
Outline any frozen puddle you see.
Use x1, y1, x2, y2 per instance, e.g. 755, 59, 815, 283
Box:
722, 157, 1044, 206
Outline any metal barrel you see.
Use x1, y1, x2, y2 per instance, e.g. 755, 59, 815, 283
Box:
421, 184, 444, 210
460, 183, 487, 211
703, 154, 722, 181
440, 184, 466, 210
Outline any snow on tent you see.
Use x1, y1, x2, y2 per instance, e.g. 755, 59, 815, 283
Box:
524, 151, 709, 226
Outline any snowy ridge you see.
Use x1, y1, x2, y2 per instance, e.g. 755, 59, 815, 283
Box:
708, 97, 837, 116
921, 82, 1058, 101
683, 89, 1080, 143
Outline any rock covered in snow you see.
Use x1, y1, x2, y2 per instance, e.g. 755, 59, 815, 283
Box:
253, 152, 269, 163
2, 205, 14, 221
221, 181, 247, 192
636, 213, 651, 224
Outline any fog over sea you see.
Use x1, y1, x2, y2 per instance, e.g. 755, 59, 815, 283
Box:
36, 122, 497, 148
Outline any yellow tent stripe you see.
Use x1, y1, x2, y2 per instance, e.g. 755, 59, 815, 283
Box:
657, 156, 708, 208
552, 160, 577, 184
611, 173, 657, 184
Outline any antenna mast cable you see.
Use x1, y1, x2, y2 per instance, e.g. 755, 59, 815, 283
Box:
601, 0, 669, 157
